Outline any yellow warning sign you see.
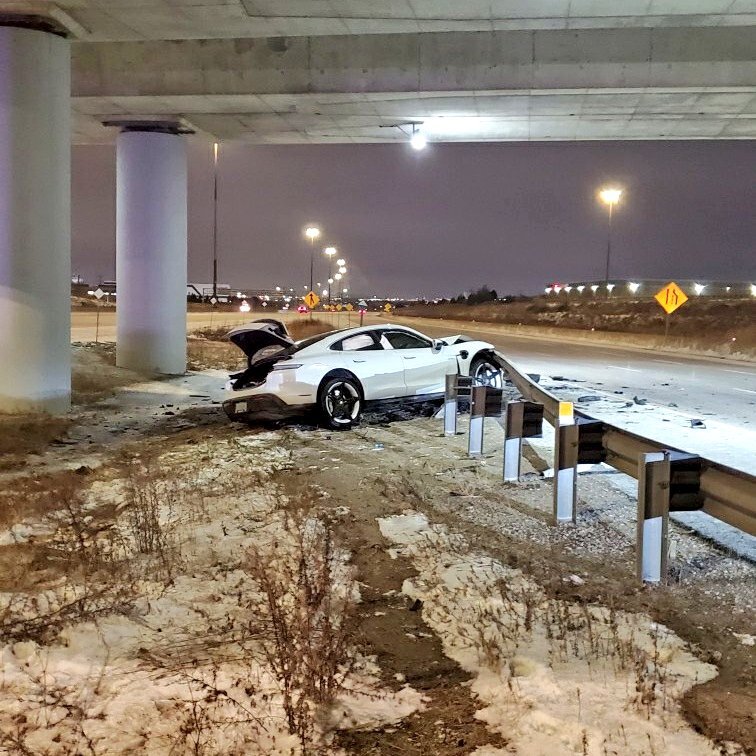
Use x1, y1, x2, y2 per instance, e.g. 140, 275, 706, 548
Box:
336, 303, 343, 312
654, 282, 688, 315
303, 291, 320, 309
384, 303, 392, 312
346, 303, 354, 311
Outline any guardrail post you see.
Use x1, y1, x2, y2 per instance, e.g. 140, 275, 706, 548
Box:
637, 452, 670, 583
444, 374, 458, 436
503, 401, 524, 481
553, 402, 578, 524
468, 385, 486, 457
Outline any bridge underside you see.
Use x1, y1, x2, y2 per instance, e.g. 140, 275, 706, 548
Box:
69, 25, 756, 144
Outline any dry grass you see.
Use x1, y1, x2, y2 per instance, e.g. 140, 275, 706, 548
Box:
404, 297, 756, 352
188, 318, 335, 371
0, 416, 72, 469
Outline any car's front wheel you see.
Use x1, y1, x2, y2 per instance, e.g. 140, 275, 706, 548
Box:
319, 376, 363, 430
470, 355, 504, 389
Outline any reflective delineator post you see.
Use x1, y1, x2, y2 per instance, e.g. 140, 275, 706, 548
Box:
468, 385, 487, 457
637, 452, 670, 584
444, 373, 458, 436
503, 401, 524, 481
553, 401, 578, 523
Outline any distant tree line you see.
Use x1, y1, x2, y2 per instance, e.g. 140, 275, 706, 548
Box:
448, 285, 498, 305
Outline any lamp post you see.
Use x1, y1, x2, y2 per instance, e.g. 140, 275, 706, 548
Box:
304, 226, 320, 294
336, 259, 346, 303
324, 246, 337, 304
212, 142, 220, 302
598, 187, 622, 292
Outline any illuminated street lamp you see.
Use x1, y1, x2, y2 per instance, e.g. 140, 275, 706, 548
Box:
410, 124, 427, 151
598, 187, 622, 291
324, 247, 337, 303
304, 225, 321, 294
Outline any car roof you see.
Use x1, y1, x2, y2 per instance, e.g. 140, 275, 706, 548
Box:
297, 323, 422, 348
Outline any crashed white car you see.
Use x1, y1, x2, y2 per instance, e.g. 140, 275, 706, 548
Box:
222, 320, 503, 429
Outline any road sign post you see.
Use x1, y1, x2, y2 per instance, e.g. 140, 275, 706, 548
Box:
654, 282, 688, 342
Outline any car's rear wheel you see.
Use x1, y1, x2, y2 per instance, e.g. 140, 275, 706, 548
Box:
319, 376, 362, 430
471, 355, 504, 389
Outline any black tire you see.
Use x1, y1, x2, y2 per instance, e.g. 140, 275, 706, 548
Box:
318, 376, 363, 430
470, 354, 504, 389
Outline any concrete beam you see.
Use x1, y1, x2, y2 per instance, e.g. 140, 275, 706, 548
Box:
72, 27, 756, 98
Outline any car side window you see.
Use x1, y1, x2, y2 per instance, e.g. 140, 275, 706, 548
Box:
383, 331, 432, 350
334, 333, 380, 351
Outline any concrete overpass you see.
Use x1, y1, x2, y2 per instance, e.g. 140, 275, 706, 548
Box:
1, 2, 755, 411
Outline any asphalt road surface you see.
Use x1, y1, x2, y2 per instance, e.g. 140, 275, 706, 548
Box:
390, 315, 756, 428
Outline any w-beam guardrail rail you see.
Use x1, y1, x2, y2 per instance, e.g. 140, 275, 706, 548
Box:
442, 354, 756, 583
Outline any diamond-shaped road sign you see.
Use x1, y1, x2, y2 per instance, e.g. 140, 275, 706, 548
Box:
654, 281, 688, 315
303, 291, 320, 309
93, 287, 106, 300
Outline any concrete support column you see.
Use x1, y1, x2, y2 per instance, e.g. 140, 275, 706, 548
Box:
0, 24, 70, 412
115, 128, 187, 374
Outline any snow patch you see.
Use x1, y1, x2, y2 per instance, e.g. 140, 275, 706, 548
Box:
378, 511, 726, 755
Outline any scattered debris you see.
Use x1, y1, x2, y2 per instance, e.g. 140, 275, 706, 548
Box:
633, 396, 648, 405
577, 395, 602, 403
690, 419, 706, 429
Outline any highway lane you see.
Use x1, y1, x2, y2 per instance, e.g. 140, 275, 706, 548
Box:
389, 315, 756, 428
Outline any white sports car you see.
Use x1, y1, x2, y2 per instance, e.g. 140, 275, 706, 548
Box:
222, 320, 503, 429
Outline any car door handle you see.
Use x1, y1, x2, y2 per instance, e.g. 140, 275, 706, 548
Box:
403, 356, 416, 360
352, 359, 367, 363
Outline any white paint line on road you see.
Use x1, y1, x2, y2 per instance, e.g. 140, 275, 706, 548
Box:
725, 369, 756, 376
734, 388, 756, 395
607, 365, 643, 373
653, 359, 685, 366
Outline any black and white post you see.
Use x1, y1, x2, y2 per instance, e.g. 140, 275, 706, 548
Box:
444, 373, 458, 436
468, 385, 487, 457
553, 402, 578, 523
503, 401, 524, 481
636, 451, 670, 583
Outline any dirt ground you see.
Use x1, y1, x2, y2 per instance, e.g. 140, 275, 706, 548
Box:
0, 346, 754, 754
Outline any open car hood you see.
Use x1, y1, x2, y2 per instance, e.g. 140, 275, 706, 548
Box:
227, 320, 294, 361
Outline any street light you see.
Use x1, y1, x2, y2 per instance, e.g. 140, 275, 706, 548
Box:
598, 186, 623, 291
324, 247, 337, 304
410, 124, 427, 150
304, 225, 321, 294
211, 142, 220, 302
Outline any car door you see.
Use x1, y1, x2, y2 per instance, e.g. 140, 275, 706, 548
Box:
381, 330, 456, 397
333, 331, 406, 400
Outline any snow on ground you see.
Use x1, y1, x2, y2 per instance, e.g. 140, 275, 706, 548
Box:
378, 511, 744, 756
0, 431, 425, 754
533, 373, 756, 475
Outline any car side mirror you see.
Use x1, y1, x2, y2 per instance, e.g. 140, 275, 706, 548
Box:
431, 339, 444, 353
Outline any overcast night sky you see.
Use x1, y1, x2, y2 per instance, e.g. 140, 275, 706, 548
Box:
72, 140, 756, 298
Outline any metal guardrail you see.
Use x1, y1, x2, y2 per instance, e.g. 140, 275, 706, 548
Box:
494, 351, 756, 537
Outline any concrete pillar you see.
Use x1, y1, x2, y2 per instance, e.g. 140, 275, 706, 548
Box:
0, 24, 70, 413
116, 128, 187, 374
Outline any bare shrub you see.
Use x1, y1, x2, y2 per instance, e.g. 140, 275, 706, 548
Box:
0, 484, 137, 643
243, 513, 357, 753
122, 457, 183, 580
